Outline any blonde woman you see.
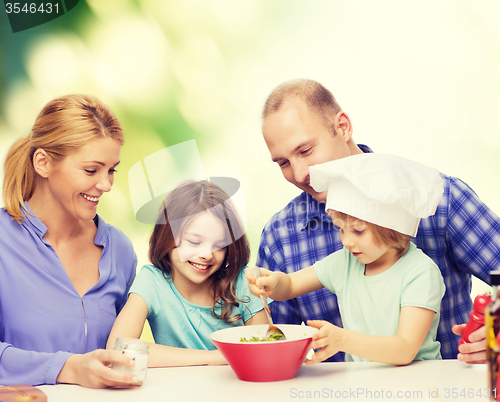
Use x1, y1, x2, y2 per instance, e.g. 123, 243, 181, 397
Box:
0, 95, 138, 388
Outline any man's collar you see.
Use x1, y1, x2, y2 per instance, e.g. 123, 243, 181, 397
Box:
358, 144, 373, 154
300, 193, 331, 230
299, 143, 372, 230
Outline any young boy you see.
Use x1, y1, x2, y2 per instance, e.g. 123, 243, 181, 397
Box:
247, 153, 446, 365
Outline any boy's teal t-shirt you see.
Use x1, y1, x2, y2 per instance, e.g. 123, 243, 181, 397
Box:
130, 264, 264, 350
314, 242, 445, 362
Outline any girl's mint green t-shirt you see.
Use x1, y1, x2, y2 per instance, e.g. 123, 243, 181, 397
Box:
130, 264, 264, 350
314, 242, 445, 362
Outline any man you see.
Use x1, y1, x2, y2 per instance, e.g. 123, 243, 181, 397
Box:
256, 79, 498, 363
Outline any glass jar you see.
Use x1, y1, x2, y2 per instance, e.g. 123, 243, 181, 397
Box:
112, 337, 149, 382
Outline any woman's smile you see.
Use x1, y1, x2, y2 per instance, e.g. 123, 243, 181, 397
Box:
81, 193, 100, 204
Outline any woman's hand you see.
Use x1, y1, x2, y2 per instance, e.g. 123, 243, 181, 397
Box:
453, 324, 486, 364
56, 349, 143, 388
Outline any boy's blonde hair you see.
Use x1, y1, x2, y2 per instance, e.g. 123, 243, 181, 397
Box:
329, 210, 411, 256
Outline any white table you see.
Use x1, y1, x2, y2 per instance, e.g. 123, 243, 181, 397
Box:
38, 360, 489, 402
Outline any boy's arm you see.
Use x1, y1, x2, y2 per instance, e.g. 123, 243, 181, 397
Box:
307, 306, 435, 365
246, 266, 323, 301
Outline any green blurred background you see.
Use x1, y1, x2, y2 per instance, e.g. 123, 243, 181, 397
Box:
1, 0, 499, 340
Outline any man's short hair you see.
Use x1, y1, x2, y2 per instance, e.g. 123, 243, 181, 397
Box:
262, 79, 342, 134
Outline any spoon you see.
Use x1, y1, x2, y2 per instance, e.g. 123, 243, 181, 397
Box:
251, 267, 286, 340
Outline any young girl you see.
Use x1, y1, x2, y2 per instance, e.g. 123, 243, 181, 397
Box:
247, 153, 446, 366
107, 180, 267, 366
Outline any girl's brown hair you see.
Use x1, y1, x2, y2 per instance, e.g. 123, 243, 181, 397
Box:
148, 180, 250, 325
329, 210, 411, 256
3, 94, 124, 223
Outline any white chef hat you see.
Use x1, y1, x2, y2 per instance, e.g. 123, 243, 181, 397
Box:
309, 153, 444, 237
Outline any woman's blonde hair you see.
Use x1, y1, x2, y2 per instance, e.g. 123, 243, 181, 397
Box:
329, 210, 411, 257
3, 94, 124, 223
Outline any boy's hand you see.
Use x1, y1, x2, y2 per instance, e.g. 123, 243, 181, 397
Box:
453, 324, 486, 364
245, 267, 278, 297
305, 320, 343, 365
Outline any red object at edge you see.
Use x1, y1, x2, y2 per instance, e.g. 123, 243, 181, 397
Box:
458, 293, 491, 347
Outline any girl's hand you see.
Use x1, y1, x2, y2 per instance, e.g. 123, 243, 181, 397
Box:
245, 267, 278, 297
56, 349, 142, 388
453, 324, 487, 364
305, 320, 344, 365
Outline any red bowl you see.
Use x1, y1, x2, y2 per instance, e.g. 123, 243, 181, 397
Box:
211, 324, 317, 382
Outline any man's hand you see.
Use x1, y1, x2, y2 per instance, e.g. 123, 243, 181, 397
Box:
453, 324, 486, 364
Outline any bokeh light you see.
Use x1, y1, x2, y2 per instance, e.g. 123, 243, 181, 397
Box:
1, 0, 499, 305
